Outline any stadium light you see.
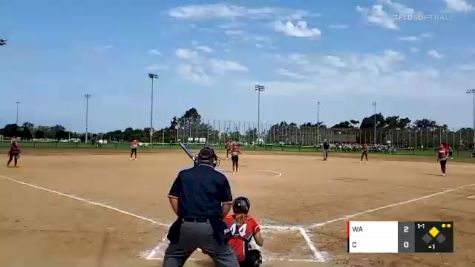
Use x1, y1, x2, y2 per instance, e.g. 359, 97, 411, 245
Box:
15, 101, 20, 125
467, 89, 475, 150
148, 73, 158, 145
84, 94, 91, 143
255, 84, 265, 145
372, 101, 377, 144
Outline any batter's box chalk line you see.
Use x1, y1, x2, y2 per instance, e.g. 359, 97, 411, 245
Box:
144, 225, 327, 263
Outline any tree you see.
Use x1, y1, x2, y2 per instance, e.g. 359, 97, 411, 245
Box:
413, 119, 438, 129
383, 116, 411, 129
360, 113, 385, 129
35, 130, 45, 139
332, 121, 352, 128
0, 124, 19, 137
350, 120, 360, 128
20, 126, 33, 139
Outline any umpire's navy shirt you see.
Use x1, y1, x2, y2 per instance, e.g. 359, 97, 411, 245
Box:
168, 164, 233, 219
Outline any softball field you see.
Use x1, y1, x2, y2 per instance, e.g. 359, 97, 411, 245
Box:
0, 149, 474, 267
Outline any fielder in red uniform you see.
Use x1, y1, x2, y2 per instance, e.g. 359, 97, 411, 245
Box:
130, 139, 139, 160
438, 144, 449, 176
224, 197, 263, 267
7, 139, 21, 167
360, 143, 369, 163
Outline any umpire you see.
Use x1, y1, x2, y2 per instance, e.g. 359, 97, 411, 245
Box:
163, 146, 239, 267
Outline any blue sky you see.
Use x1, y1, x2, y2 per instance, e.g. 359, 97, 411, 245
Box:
1, 0, 474, 132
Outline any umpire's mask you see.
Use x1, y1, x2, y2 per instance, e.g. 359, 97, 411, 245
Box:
197, 146, 219, 167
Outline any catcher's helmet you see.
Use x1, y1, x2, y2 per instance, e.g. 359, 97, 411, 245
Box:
233, 196, 250, 214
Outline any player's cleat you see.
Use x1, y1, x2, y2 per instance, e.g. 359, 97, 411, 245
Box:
134, 158, 137, 160
130, 158, 133, 160
442, 173, 446, 177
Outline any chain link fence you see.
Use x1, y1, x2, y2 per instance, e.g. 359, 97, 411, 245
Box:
169, 119, 474, 149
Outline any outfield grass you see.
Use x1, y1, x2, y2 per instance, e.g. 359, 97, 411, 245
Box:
1, 141, 473, 160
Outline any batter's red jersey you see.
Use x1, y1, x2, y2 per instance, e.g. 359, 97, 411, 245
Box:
224, 214, 261, 262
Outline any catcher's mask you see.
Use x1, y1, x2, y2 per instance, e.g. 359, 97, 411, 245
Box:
233, 196, 250, 214
197, 146, 220, 167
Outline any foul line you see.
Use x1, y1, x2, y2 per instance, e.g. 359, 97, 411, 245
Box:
0, 175, 169, 228
0, 175, 325, 262
255, 170, 282, 177
309, 183, 475, 229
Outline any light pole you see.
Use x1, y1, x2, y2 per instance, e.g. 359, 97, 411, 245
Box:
148, 73, 158, 145
372, 101, 377, 144
255, 84, 265, 145
317, 101, 321, 144
467, 89, 475, 150
84, 94, 91, 143
15, 101, 20, 124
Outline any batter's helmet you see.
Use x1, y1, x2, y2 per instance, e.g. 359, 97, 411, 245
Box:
233, 196, 250, 214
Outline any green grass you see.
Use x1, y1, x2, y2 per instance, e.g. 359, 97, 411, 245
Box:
1, 141, 473, 160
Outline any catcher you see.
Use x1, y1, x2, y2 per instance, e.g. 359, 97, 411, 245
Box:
7, 139, 21, 167
224, 196, 264, 267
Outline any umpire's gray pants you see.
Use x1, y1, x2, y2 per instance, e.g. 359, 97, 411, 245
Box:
163, 221, 239, 267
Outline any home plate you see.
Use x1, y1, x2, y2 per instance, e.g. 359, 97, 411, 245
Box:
144, 227, 325, 262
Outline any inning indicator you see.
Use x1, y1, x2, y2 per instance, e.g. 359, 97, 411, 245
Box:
348, 221, 453, 253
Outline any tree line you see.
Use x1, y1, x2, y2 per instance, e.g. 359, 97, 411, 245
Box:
0, 108, 471, 142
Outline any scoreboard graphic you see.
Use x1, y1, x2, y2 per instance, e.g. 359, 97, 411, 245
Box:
348, 221, 454, 253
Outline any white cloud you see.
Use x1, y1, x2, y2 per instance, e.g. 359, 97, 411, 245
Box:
427, 49, 444, 59
381, 0, 415, 15
145, 64, 169, 71
324, 55, 347, 68
210, 59, 248, 74
356, 5, 398, 30
175, 48, 199, 60
328, 24, 349, 29
196, 46, 213, 53
398, 33, 433, 42
443, 0, 474, 12
277, 50, 405, 77
174, 47, 248, 83
276, 68, 307, 79
168, 3, 307, 20
178, 64, 211, 84
273, 20, 321, 39
148, 49, 162, 56
356, 0, 419, 30
261, 50, 472, 100
410, 47, 419, 53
